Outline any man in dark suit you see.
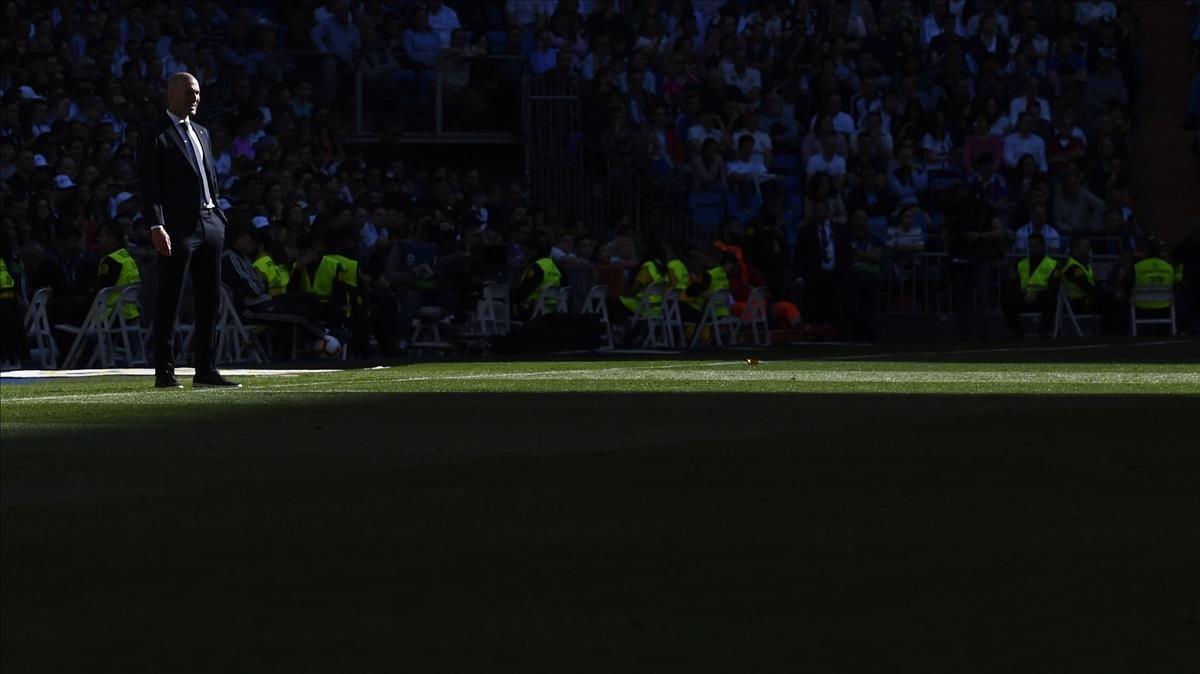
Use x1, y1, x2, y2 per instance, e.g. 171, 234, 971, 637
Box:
138, 72, 239, 388
793, 201, 853, 336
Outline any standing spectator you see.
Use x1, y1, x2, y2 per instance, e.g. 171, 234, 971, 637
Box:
426, 0, 461, 47
310, 0, 362, 99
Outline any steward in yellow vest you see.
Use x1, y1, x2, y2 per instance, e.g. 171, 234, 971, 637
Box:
1130, 238, 1179, 311
0, 247, 22, 366
0, 258, 14, 301
253, 234, 291, 299
512, 236, 562, 317
682, 251, 734, 321
1003, 232, 1059, 337
1061, 237, 1100, 308
93, 223, 141, 320
620, 248, 667, 315
307, 228, 362, 325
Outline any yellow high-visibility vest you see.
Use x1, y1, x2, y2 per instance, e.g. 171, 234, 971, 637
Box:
1017, 256, 1058, 293
1062, 257, 1094, 301
100, 248, 141, 319
1133, 257, 1176, 309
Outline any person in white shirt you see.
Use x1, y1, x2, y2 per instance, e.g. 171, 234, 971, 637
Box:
1075, 0, 1117, 26
727, 135, 770, 193
426, 0, 461, 46
722, 49, 762, 101
732, 111, 773, 167
805, 133, 847, 190
1003, 112, 1047, 172
811, 92, 857, 136
1009, 76, 1051, 123
1009, 17, 1049, 58
686, 111, 725, 153
1012, 204, 1062, 254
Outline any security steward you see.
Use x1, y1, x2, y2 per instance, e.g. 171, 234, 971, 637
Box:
1003, 231, 1059, 337
252, 233, 291, 299
1128, 237, 1180, 325
92, 222, 142, 320
512, 234, 562, 320
1061, 236, 1119, 332
620, 243, 667, 316
682, 250, 734, 323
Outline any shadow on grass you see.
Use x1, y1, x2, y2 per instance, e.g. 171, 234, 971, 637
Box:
3, 393, 1198, 671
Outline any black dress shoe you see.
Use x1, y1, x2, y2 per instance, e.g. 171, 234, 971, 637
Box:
192, 371, 242, 388
155, 374, 183, 389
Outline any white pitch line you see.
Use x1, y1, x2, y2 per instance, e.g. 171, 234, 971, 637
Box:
825, 342, 1116, 361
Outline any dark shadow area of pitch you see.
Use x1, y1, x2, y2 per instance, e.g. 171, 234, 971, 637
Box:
3, 393, 1198, 672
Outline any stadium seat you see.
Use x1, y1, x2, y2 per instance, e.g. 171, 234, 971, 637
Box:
689, 191, 726, 232
1129, 285, 1177, 336
580, 284, 614, 349
769, 153, 801, 175
23, 287, 58, 368
688, 289, 739, 348
726, 193, 762, 224
55, 287, 119, 369
660, 289, 686, 349
741, 287, 771, 346
1051, 285, 1099, 338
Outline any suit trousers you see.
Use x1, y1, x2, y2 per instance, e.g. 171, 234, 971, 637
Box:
153, 209, 224, 375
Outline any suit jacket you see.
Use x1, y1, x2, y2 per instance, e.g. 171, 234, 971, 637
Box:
794, 220, 852, 279
137, 112, 228, 238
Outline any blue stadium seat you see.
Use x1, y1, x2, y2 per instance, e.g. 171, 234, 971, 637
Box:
770, 153, 801, 175
689, 191, 726, 231
726, 193, 762, 224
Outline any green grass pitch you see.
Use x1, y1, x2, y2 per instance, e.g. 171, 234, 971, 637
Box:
2, 339, 1199, 671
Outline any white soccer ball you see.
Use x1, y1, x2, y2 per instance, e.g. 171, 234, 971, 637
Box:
310, 334, 341, 358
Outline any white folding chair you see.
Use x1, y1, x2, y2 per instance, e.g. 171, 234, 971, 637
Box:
473, 282, 514, 336
741, 287, 772, 346
630, 282, 668, 348
557, 285, 571, 313
660, 289, 686, 349
55, 287, 118, 368
410, 306, 453, 351
1129, 285, 1177, 336
580, 284, 614, 349
109, 284, 148, 365
23, 287, 59, 368
214, 285, 267, 364
689, 289, 740, 348
1051, 285, 1099, 338
529, 286, 561, 318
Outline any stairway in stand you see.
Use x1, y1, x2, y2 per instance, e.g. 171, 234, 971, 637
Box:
1130, 0, 1200, 243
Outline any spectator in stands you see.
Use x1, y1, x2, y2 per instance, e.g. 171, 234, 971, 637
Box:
806, 172, 847, 227
1085, 56, 1128, 124
887, 143, 928, 207
963, 114, 1003, 174
528, 30, 559, 76
311, 0, 361, 98
1053, 167, 1105, 235
426, 0, 461, 47
806, 133, 847, 189
887, 206, 928, 253
1013, 203, 1062, 255
848, 207, 884, 340
1003, 113, 1048, 172
727, 135, 770, 196
691, 138, 729, 193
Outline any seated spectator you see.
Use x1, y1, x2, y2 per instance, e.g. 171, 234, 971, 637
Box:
805, 172, 848, 226
811, 92, 857, 136
887, 144, 928, 206
920, 110, 955, 172
1084, 56, 1128, 122
1013, 204, 1063, 255
528, 30, 559, 75
426, 0, 461, 46
1053, 167, 1105, 234
686, 111, 726, 154
852, 110, 894, 162
1003, 113, 1048, 172
732, 110, 773, 168
727, 135, 771, 194
962, 114, 1002, 174
887, 206, 928, 253
805, 133, 847, 189
967, 152, 1010, 214
1009, 76, 1052, 124
800, 115, 849, 170
723, 49, 762, 102
691, 138, 729, 193
760, 92, 800, 152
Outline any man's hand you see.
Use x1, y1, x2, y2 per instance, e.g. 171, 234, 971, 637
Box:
152, 227, 172, 256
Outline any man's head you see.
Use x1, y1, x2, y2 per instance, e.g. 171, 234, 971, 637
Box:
1027, 232, 1045, 258
1071, 236, 1091, 261
1145, 237, 1162, 258
166, 72, 200, 118
1017, 112, 1034, 136
736, 134, 754, 161
97, 221, 124, 253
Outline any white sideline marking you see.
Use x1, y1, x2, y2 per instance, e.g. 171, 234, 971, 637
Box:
0, 367, 339, 379
827, 343, 1115, 361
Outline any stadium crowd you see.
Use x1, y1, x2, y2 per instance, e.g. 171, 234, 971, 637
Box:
0, 1, 1194, 369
